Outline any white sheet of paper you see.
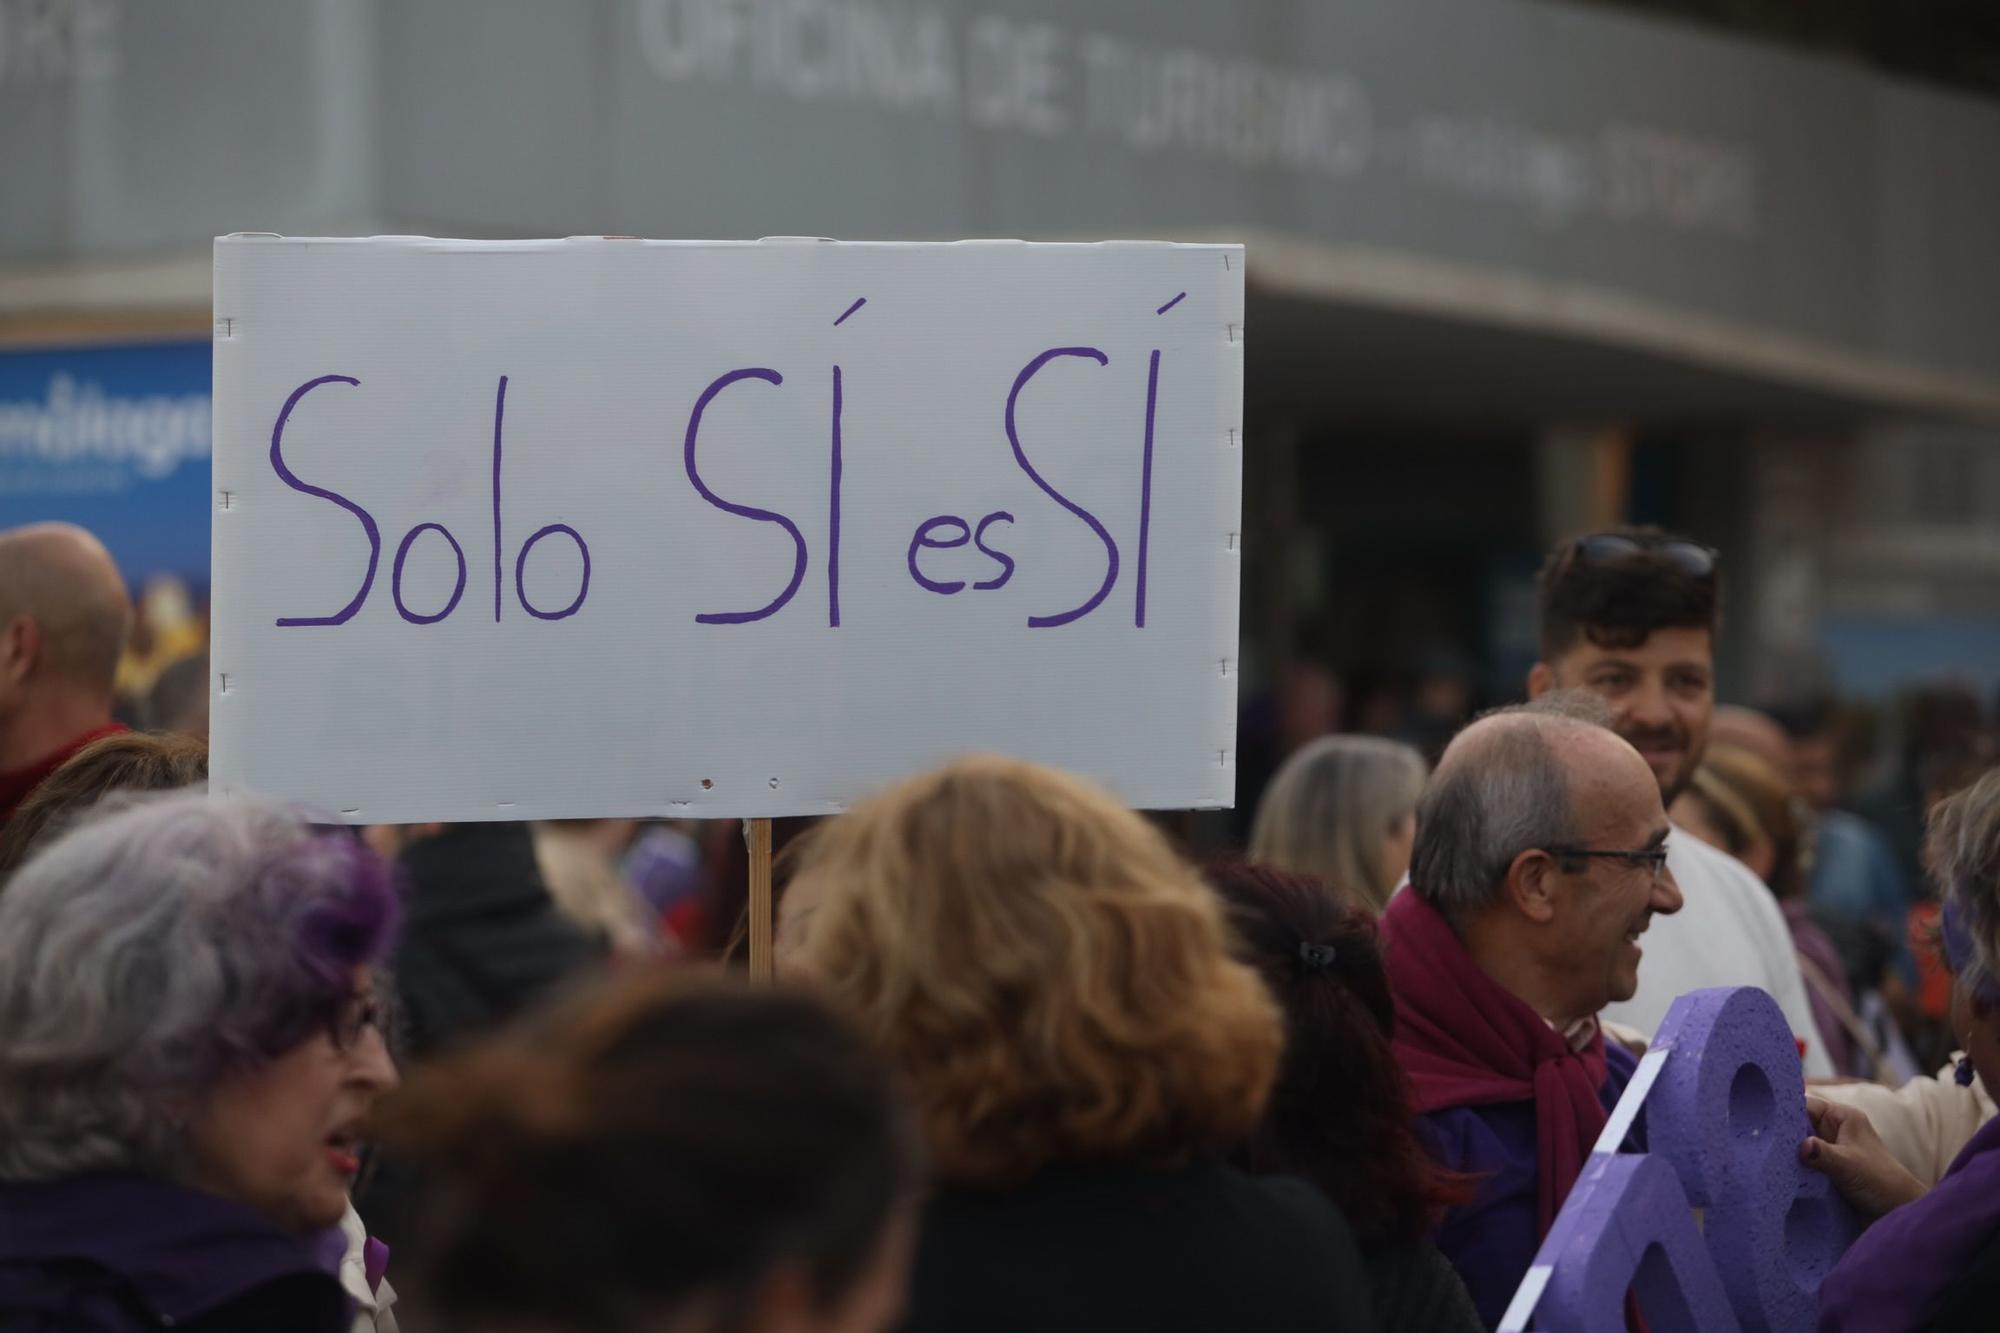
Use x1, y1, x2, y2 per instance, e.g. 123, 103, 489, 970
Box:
210, 236, 1243, 820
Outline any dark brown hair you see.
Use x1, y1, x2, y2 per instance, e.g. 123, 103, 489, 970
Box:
1206, 859, 1474, 1246
0, 730, 208, 883
379, 970, 920, 1333
1536, 525, 1719, 659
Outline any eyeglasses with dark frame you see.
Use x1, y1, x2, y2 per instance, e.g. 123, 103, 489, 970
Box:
328, 994, 383, 1053
1570, 532, 1719, 582
1547, 844, 1670, 885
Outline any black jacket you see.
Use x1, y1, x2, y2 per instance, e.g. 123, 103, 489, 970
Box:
902, 1159, 1376, 1333
1929, 1223, 2000, 1331
390, 822, 606, 1061
360, 823, 605, 1247
1361, 1238, 1482, 1332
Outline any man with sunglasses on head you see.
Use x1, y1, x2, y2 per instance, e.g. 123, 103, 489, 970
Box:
1526, 527, 1833, 1077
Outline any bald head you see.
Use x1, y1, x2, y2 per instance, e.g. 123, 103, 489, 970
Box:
1412, 708, 1655, 918
1434, 709, 1645, 805
1442, 709, 1614, 766
0, 523, 130, 707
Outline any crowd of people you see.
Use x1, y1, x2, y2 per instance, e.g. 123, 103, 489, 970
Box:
0, 515, 1996, 1332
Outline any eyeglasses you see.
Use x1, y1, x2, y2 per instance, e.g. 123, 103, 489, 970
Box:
1571, 532, 1718, 581
328, 994, 383, 1052
1547, 844, 1671, 885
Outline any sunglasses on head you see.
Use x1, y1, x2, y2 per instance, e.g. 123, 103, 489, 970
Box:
1570, 532, 1718, 581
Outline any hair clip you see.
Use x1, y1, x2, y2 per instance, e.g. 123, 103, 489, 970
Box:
1297, 940, 1336, 972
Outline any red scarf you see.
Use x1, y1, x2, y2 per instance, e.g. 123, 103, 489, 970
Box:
1379, 888, 1609, 1238
0, 723, 127, 826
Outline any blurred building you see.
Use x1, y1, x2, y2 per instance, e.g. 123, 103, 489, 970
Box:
3, 0, 1997, 714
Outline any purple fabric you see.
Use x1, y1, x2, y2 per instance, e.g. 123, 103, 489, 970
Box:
621, 827, 703, 917
1818, 1113, 2000, 1332
363, 1236, 389, 1294
311, 1225, 349, 1275
1783, 899, 1859, 1077
0, 1173, 350, 1331
1942, 899, 1981, 974
1418, 1040, 1642, 1328
1941, 900, 2000, 1005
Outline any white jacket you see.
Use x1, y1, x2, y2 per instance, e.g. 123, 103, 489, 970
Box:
338, 1203, 399, 1333
1601, 824, 1835, 1078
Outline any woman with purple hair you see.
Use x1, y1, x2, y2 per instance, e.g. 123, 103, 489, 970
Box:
1807, 768, 2000, 1332
0, 791, 402, 1332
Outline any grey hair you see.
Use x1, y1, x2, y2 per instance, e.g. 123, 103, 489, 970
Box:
0, 791, 399, 1181
1409, 710, 1587, 918
1516, 687, 1615, 729
1927, 768, 2000, 997
1249, 735, 1428, 911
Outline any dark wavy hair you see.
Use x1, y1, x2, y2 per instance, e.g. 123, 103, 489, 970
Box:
380, 971, 921, 1333
1537, 525, 1719, 658
1206, 859, 1473, 1245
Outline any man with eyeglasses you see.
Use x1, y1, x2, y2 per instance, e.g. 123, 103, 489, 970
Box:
1379, 705, 1683, 1326
1526, 526, 1833, 1078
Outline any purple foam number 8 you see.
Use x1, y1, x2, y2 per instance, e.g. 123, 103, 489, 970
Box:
1646, 987, 1862, 1332
1528, 1153, 1740, 1333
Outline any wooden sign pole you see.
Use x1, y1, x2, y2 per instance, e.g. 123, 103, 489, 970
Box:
747, 817, 775, 982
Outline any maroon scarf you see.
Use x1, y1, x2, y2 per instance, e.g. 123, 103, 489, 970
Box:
0, 723, 126, 826
1380, 888, 1609, 1238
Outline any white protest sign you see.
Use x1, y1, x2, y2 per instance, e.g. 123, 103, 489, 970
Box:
210, 236, 1242, 821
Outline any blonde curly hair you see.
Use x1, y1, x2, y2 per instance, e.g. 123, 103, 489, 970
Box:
792, 754, 1283, 1188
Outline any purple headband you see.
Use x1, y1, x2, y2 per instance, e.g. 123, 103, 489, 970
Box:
1941, 899, 2000, 1006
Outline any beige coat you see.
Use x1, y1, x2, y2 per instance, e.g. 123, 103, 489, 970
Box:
1814, 1057, 1999, 1187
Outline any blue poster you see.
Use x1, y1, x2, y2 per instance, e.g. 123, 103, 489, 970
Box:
1819, 614, 2000, 701
0, 341, 212, 593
